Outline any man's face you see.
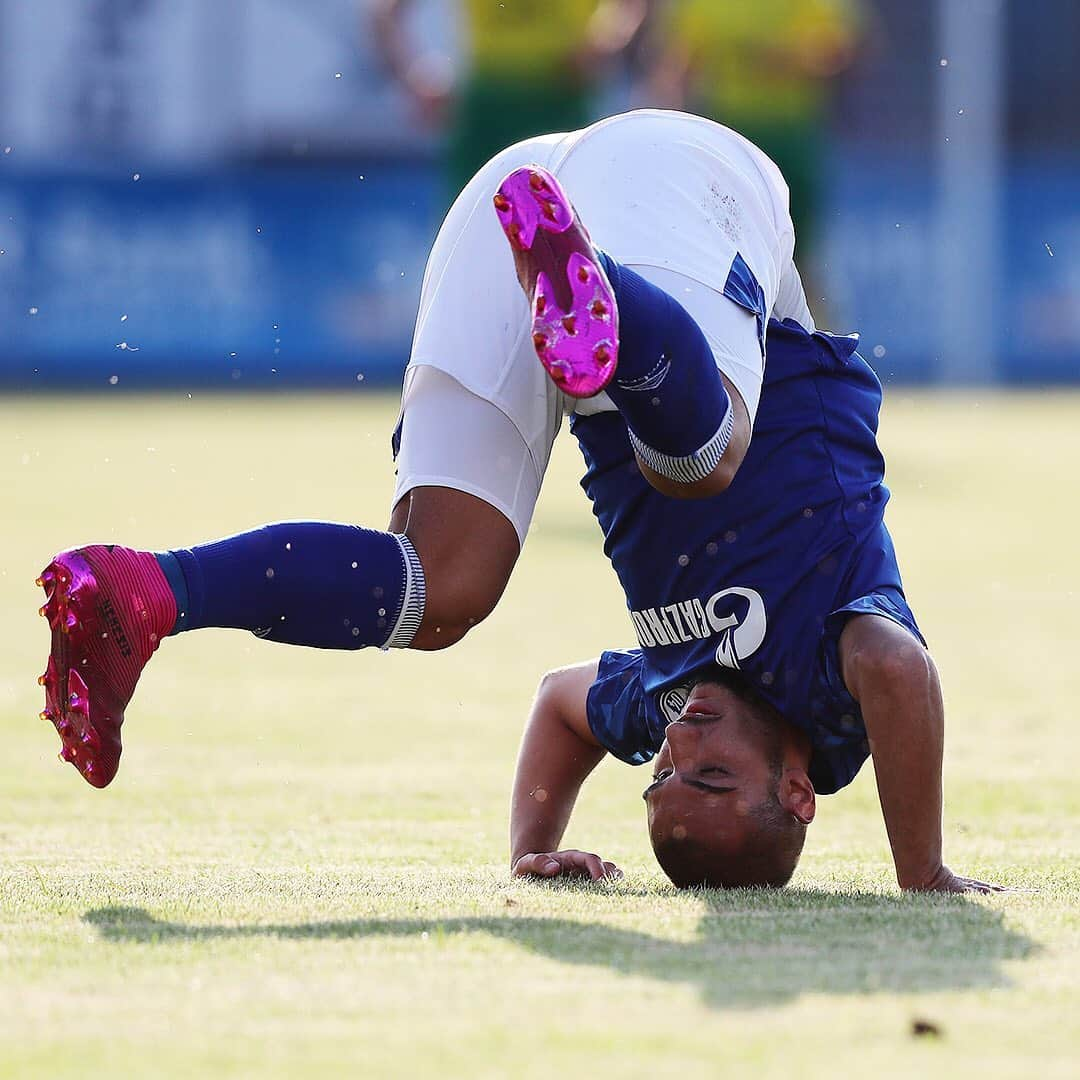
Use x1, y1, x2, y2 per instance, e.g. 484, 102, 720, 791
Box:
644, 682, 783, 854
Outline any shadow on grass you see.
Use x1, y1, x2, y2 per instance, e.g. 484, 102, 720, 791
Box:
83, 889, 1036, 1010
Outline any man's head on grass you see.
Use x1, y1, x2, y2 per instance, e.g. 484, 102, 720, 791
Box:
645, 673, 816, 889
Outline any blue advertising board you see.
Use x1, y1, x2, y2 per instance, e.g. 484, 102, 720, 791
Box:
1, 151, 1077, 389
824, 147, 1080, 384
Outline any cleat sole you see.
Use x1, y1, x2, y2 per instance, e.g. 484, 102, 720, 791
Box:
493, 166, 618, 398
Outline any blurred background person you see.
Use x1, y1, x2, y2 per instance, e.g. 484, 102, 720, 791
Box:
372, 0, 652, 194
650, 0, 862, 267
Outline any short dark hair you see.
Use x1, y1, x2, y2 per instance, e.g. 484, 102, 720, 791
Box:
652, 792, 806, 889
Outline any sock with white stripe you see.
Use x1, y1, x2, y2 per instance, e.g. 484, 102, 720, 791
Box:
598, 253, 734, 484
158, 523, 425, 650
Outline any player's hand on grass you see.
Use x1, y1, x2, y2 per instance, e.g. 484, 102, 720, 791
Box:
512, 850, 622, 882
911, 865, 1010, 894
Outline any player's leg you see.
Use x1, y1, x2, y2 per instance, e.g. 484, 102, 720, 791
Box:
36, 365, 541, 788
36, 515, 448, 788
494, 165, 750, 499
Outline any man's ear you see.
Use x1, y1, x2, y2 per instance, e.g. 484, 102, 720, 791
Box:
780, 770, 816, 825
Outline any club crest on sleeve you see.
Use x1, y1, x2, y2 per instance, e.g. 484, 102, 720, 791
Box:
657, 684, 691, 723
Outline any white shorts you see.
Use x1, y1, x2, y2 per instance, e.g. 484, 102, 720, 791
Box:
394, 364, 545, 544
394, 109, 813, 545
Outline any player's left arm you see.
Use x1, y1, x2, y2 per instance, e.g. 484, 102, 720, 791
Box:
510, 660, 621, 881
839, 614, 1007, 893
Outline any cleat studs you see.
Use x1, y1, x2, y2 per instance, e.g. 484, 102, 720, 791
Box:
39, 709, 53, 723
532, 332, 548, 352
561, 315, 577, 336
67, 674, 89, 717
529, 171, 545, 191
595, 345, 611, 365
590, 300, 608, 318
40, 657, 58, 691
35, 576, 43, 587
493, 192, 510, 212
84, 762, 95, 777
68, 670, 89, 701
577, 265, 590, 283
535, 294, 546, 315
59, 746, 75, 764
541, 200, 557, 221
58, 719, 72, 736
38, 605, 48, 619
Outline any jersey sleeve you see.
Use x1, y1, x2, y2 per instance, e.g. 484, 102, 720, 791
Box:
806, 586, 926, 795
824, 589, 926, 651
585, 649, 665, 765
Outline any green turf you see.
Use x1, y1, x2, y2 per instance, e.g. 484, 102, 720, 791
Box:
1, 390, 1077, 1078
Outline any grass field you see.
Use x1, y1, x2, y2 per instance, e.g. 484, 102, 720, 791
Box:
1, 390, 1078, 1078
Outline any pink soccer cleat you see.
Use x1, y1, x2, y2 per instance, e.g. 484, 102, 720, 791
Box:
37, 545, 176, 788
494, 166, 619, 399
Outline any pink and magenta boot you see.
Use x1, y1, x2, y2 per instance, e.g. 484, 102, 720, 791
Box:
493, 166, 619, 399
37, 545, 176, 787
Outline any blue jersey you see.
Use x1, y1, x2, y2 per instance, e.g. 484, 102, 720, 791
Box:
574, 318, 924, 795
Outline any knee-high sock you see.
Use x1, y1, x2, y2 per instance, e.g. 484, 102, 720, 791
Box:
155, 522, 425, 649
599, 253, 734, 484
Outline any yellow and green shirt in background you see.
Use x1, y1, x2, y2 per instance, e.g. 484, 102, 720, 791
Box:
667, 0, 860, 125
465, 0, 599, 82
450, 0, 602, 193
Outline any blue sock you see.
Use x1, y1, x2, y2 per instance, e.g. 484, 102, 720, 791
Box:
155, 522, 425, 650
598, 253, 734, 484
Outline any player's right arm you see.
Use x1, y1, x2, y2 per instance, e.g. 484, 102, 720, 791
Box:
510, 660, 621, 881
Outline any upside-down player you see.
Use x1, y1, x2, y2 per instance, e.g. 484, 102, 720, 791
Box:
36, 111, 998, 892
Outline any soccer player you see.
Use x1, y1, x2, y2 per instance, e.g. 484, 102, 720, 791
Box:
36, 110, 994, 894
505, 309, 998, 890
